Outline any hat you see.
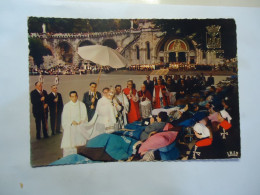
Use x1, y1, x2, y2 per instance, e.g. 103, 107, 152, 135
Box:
220, 110, 232, 123
193, 123, 210, 138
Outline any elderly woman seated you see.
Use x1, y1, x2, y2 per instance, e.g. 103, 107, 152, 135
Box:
128, 112, 181, 161
188, 123, 213, 160
139, 112, 169, 142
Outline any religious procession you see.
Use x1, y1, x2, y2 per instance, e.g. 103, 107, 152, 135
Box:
29, 18, 240, 166
30, 71, 240, 165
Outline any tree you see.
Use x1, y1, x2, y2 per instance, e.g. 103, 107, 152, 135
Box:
118, 19, 131, 30
28, 17, 132, 33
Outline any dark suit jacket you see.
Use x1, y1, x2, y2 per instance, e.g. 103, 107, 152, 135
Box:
47, 92, 63, 115
143, 80, 154, 96
178, 84, 187, 93
30, 89, 48, 117
207, 76, 215, 86
82, 91, 102, 111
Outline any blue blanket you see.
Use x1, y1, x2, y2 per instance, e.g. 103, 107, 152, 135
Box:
113, 121, 145, 140
158, 141, 180, 161
86, 134, 137, 160
50, 154, 96, 166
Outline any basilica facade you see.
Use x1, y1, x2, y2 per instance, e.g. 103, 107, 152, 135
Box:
29, 20, 224, 68
123, 20, 224, 67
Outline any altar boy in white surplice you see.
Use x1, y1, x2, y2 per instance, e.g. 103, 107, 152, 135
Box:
61, 91, 88, 157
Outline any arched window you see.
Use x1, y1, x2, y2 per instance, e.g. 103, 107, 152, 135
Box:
146, 42, 150, 60
136, 45, 140, 60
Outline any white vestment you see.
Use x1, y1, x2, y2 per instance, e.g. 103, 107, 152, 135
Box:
139, 98, 152, 119
61, 100, 88, 157
114, 93, 129, 128
80, 96, 118, 140
152, 106, 181, 116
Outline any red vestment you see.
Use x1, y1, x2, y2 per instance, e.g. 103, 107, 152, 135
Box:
138, 90, 152, 102
153, 85, 170, 109
123, 88, 141, 123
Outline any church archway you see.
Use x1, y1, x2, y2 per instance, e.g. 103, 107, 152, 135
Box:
102, 39, 117, 49
166, 39, 189, 52
79, 40, 95, 47
57, 41, 73, 64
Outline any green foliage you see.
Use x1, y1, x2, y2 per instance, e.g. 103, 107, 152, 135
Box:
27, 18, 237, 59
28, 17, 131, 33
118, 19, 131, 30
28, 37, 52, 66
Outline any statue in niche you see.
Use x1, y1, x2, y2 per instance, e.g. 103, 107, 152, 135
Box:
42, 23, 46, 34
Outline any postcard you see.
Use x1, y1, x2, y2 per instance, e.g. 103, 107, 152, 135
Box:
28, 18, 240, 166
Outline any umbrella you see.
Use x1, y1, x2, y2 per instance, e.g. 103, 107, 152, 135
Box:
78, 45, 128, 108
78, 45, 128, 68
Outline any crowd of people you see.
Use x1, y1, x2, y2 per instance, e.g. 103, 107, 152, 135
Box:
30, 29, 130, 39
29, 65, 112, 76
30, 73, 240, 163
30, 62, 235, 77
128, 63, 234, 72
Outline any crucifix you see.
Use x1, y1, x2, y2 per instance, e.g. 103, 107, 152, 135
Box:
220, 130, 229, 139
192, 145, 201, 159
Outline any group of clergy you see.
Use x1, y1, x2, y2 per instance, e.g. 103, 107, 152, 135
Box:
30, 74, 217, 157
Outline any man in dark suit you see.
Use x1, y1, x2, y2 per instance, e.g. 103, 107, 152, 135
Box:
47, 85, 63, 135
143, 75, 154, 97
207, 74, 215, 86
83, 82, 101, 121
30, 81, 49, 139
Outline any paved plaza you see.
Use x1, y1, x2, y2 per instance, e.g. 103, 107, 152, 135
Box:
29, 73, 229, 166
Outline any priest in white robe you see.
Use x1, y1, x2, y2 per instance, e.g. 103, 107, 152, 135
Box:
80, 87, 118, 140
61, 91, 88, 157
114, 85, 129, 128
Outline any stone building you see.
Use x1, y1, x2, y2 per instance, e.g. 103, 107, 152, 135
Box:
29, 20, 224, 68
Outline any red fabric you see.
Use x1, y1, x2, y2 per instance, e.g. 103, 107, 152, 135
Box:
139, 131, 178, 155
153, 85, 168, 108
163, 123, 174, 131
195, 138, 213, 147
138, 90, 152, 102
163, 94, 170, 107
220, 120, 232, 130
123, 88, 141, 123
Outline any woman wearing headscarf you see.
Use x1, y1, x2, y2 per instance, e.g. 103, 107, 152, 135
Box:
188, 123, 213, 160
